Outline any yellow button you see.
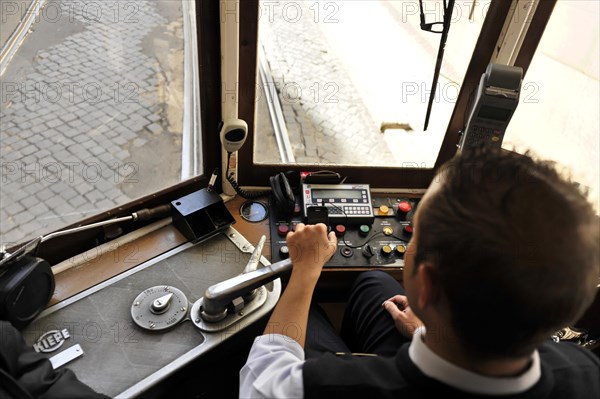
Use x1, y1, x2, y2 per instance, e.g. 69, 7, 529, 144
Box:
395, 245, 406, 256
382, 226, 393, 236
378, 205, 389, 215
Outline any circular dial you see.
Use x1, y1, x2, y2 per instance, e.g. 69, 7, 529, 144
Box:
131, 286, 188, 332
239, 201, 269, 223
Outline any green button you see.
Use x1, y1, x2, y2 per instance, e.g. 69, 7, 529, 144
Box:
359, 225, 370, 236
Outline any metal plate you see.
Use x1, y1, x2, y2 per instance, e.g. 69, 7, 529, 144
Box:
131, 286, 189, 332
22, 234, 238, 397
22, 228, 281, 398
191, 285, 268, 332
50, 344, 84, 369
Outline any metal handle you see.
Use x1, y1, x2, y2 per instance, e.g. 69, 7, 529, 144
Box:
244, 235, 266, 274
201, 258, 292, 321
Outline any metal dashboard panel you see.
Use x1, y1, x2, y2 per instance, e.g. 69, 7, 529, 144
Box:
20, 231, 276, 398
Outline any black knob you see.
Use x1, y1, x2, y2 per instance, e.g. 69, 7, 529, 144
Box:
279, 245, 289, 258
340, 247, 353, 258
362, 244, 375, 258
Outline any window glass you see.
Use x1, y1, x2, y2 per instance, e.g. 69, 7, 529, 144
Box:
255, 0, 492, 167
503, 0, 599, 212
1, 1, 198, 247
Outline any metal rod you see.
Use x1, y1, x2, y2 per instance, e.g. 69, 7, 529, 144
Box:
423, 0, 456, 131
40, 216, 134, 243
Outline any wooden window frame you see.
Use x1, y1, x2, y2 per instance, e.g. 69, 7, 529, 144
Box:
236, 0, 556, 189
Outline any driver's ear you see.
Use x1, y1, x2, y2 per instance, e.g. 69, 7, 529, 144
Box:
416, 262, 441, 309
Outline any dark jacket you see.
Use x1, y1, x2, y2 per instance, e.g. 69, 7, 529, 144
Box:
304, 341, 600, 398
0, 321, 109, 399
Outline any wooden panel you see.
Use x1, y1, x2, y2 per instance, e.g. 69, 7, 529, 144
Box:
51, 225, 188, 305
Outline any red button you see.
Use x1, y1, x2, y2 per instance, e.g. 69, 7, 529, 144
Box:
278, 224, 289, 237
398, 201, 412, 213
403, 225, 413, 234
335, 225, 346, 237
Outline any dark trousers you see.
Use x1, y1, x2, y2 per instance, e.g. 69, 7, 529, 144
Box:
305, 270, 410, 358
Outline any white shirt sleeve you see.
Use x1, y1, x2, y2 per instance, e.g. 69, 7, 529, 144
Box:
239, 333, 305, 399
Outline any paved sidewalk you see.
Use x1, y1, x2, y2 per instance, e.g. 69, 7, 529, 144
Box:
1, 0, 183, 246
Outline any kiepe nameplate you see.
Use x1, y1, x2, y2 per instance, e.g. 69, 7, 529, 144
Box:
302, 184, 374, 225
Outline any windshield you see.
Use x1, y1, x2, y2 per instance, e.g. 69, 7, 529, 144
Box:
254, 0, 492, 167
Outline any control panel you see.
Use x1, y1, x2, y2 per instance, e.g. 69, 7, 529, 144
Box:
302, 184, 375, 225
270, 194, 419, 269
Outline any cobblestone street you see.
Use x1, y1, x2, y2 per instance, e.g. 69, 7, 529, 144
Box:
257, 0, 396, 165
1, 0, 184, 246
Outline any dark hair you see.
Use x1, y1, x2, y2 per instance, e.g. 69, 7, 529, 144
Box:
415, 146, 599, 358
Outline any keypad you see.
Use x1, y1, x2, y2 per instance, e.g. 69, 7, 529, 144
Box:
343, 206, 371, 215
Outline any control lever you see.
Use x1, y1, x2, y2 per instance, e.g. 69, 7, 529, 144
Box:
199, 258, 292, 322
242, 235, 266, 303
244, 235, 266, 274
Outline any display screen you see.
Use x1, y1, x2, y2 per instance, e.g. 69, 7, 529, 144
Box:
312, 189, 363, 200
478, 105, 512, 122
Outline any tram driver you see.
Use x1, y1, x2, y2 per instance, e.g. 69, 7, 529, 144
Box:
240, 146, 600, 398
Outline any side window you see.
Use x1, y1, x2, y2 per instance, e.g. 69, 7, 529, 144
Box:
503, 1, 599, 212
1, 1, 201, 247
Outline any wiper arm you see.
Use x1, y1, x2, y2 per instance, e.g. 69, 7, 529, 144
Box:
421, 0, 456, 131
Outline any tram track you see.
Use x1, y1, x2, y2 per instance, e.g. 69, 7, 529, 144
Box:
0, 0, 45, 76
